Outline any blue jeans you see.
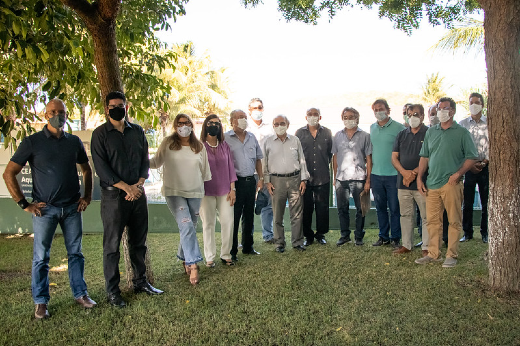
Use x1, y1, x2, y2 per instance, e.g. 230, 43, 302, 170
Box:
260, 187, 273, 241
32, 203, 87, 304
336, 180, 365, 240
371, 174, 401, 241
166, 196, 203, 265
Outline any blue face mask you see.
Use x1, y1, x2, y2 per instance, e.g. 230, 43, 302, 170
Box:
49, 114, 66, 129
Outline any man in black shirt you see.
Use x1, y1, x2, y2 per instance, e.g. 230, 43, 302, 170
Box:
295, 108, 333, 245
391, 104, 429, 255
91, 91, 162, 307
3, 99, 96, 319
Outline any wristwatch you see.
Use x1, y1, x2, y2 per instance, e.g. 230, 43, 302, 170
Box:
17, 198, 30, 209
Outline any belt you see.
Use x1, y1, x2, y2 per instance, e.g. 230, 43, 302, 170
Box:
101, 186, 119, 191
237, 176, 255, 181
270, 170, 300, 178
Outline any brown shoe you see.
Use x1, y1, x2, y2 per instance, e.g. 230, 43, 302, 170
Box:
392, 246, 411, 254
35, 304, 50, 319
422, 250, 429, 257
75, 295, 97, 309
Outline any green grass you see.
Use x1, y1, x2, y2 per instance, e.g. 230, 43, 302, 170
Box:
0, 230, 519, 346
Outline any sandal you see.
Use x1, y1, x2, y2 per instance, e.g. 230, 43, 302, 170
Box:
189, 264, 199, 286
206, 261, 215, 268
183, 261, 191, 275
221, 258, 235, 266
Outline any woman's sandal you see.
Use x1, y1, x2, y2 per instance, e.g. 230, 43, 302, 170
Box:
189, 264, 199, 286
221, 258, 235, 266
183, 261, 191, 275
206, 261, 215, 268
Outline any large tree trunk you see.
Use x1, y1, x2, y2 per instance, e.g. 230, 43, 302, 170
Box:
62, 0, 154, 289
481, 0, 520, 292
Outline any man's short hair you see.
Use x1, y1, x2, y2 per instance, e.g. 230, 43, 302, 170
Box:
372, 99, 391, 112
469, 92, 485, 106
273, 114, 290, 125
307, 107, 321, 115
248, 98, 263, 108
341, 107, 360, 119
229, 109, 245, 122
438, 97, 456, 111
410, 104, 425, 116
106, 91, 126, 106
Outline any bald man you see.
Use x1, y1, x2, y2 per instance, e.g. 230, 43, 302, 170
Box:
3, 99, 96, 319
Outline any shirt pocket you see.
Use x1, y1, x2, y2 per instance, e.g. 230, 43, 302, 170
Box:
290, 146, 299, 161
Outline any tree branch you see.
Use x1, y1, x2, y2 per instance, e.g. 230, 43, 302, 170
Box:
60, 0, 95, 18
97, 0, 122, 21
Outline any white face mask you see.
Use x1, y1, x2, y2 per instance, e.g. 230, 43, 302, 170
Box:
469, 104, 483, 115
236, 118, 248, 130
274, 125, 287, 136
343, 119, 357, 129
251, 111, 263, 121
429, 115, 440, 126
437, 110, 451, 123
409, 116, 422, 129
177, 125, 192, 138
374, 111, 388, 122
307, 116, 319, 127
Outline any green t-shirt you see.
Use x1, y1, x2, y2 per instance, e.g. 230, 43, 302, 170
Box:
370, 118, 405, 176
419, 122, 478, 190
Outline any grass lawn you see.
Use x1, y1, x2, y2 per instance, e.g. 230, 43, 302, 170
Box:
0, 229, 518, 346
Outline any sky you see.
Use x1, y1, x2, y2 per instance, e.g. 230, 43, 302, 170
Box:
157, 0, 486, 129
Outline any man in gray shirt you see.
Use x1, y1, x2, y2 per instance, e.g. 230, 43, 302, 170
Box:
332, 107, 372, 246
264, 115, 310, 252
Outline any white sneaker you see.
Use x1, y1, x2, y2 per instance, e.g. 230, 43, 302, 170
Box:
442, 257, 457, 268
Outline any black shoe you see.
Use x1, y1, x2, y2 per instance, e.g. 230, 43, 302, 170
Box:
243, 249, 261, 255
231, 254, 239, 262
372, 237, 390, 246
414, 241, 423, 247
293, 245, 306, 251
303, 238, 314, 246
355, 239, 364, 246
275, 246, 285, 253
316, 237, 327, 245
134, 282, 164, 295
390, 240, 400, 248
107, 293, 126, 308
460, 235, 473, 242
336, 237, 351, 246
482, 235, 488, 243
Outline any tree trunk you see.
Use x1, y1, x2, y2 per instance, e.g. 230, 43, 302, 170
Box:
122, 230, 154, 289
481, 0, 520, 292
79, 102, 86, 130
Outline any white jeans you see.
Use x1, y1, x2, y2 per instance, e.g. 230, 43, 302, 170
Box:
200, 194, 234, 262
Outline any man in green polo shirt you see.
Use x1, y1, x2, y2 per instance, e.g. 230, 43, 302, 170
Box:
415, 97, 478, 268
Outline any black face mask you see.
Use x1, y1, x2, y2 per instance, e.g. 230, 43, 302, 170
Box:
109, 107, 125, 121
207, 124, 220, 137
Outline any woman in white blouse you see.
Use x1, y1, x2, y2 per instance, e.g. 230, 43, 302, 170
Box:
150, 114, 211, 285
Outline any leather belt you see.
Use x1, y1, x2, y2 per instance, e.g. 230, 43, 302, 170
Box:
270, 170, 300, 178
101, 186, 119, 191
237, 176, 255, 181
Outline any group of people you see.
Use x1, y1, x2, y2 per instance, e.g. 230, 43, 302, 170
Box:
2, 91, 488, 320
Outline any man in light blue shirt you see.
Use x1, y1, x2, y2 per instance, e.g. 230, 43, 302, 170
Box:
225, 109, 264, 261
370, 99, 405, 248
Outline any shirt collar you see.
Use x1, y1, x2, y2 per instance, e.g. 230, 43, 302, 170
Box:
274, 133, 291, 141
106, 120, 132, 131
469, 116, 487, 124
43, 124, 67, 139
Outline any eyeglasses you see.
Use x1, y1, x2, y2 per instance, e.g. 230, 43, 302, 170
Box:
273, 122, 287, 127
408, 112, 422, 118
251, 106, 263, 110
178, 121, 191, 126
208, 121, 220, 126
108, 104, 125, 109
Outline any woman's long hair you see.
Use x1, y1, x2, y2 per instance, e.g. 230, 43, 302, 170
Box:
168, 113, 203, 154
200, 114, 225, 143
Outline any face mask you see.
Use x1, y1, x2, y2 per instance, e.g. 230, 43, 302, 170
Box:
236, 118, 248, 130
177, 125, 192, 138
207, 124, 220, 137
274, 125, 287, 136
307, 116, 319, 127
251, 111, 263, 121
374, 111, 388, 121
437, 110, 451, 123
343, 119, 357, 129
429, 115, 440, 126
409, 116, 422, 128
109, 107, 125, 121
49, 114, 66, 129
469, 104, 483, 115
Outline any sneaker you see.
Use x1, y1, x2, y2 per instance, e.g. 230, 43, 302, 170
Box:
414, 241, 423, 247
355, 239, 364, 246
336, 237, 352, 246
459, 235, 473, 242
415, 256, 443, 265
372, 237, 390, 246
442, 257, 457, 268
390, 240, 400, 248
482, 235, 488, 243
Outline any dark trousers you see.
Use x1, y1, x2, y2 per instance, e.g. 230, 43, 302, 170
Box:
101, 189, 148, 294
231, 177, 256, 255
336, 180, 365, 241
302, 183, 330, 240
371, 174, 401, 241
463, 167, 489, 238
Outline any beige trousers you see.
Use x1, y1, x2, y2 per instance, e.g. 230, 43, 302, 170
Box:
271, 175, 304, 248
398, 189, 429, 251
200, 195, 234, 262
